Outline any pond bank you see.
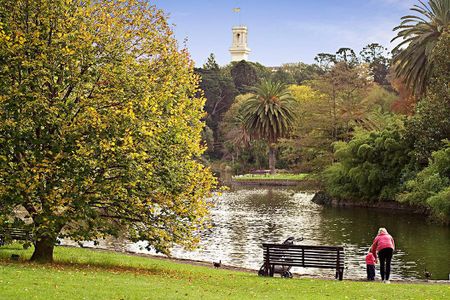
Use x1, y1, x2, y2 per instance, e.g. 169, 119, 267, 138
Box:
231, 179, 321, 189
311, 191, 429, 214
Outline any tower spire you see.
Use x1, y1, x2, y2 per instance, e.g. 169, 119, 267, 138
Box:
229, 8, 250, 62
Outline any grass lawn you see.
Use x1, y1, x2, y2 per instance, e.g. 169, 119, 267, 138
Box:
1, 244, 449, 300
233, 173, 309, 181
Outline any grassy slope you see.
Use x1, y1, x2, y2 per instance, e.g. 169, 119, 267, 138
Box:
0, 244, 449, 300
233, 173, 309, 181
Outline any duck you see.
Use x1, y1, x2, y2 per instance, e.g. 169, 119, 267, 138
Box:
213, 260, 221, 268
424, 268, 432, 280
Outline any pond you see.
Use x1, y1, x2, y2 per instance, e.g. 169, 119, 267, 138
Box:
82, 186, 450, 280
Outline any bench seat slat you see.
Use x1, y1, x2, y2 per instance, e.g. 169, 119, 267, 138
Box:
264, 257, 344, 263
264, 253, 344, 260
270, 259, 344, 266
267, 262, 343, 269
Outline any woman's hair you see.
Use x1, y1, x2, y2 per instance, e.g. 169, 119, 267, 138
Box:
378, 227, 388, 234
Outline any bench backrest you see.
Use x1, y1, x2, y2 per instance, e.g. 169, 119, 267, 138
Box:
263, 243, 345, 269
0, 228, 33, 240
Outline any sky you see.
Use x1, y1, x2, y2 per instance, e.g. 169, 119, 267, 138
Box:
153, 0, 416, 67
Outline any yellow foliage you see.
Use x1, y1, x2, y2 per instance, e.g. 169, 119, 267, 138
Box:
0, 0, 215, 259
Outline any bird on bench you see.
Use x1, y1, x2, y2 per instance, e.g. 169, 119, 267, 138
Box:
213, 260, 221, 268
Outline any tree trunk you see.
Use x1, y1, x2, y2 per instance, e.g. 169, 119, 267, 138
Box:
31, 236, 55, 263
268, 144, 276, 174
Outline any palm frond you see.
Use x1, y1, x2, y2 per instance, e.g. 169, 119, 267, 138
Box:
391, 0, 450, 96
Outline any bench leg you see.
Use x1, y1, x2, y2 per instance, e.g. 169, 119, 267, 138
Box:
338, 269, 344, 281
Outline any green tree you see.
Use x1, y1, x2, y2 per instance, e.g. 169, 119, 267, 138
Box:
271, 69, 295, 84
398, 144, 450, 223
251, 62, 272, 81
405, 30, 450, 165
391, 0, 450, 96
203, 53, 219, 71
196, 64, 237, 158
281, 62, 323, 85
324, 125, 412, 201
0, 0, 214, 262
242, 80, 297, 174
336, 47, 359, 67
221, 95, 252, 160
360, 43, 391, 88
314, 53, 337, 71
230, 60, 259, 93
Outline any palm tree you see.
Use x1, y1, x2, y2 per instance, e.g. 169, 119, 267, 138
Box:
391, 0, 450, 96
242, 80, 297, 174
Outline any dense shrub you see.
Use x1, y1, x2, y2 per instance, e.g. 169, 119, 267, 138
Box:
398, 144, 450, 223
323, 124, 412, 201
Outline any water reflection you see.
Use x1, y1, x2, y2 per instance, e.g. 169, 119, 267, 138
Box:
128, 186, 450, 280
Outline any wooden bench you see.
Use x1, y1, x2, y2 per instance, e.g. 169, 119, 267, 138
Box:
0, 228, 33, 246
250, 169, 271, 175
261, 243, 345, 280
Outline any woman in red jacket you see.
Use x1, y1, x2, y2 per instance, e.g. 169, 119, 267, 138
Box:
371, 227, 395, 283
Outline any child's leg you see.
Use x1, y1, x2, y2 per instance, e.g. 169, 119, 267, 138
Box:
368, 265, 375, 280
370, 265, 375, 280
367, 265, 370, 280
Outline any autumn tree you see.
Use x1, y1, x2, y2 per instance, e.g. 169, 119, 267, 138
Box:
279, 85, 333, 172
0, 0, 214, 262
310, 62, 372, 142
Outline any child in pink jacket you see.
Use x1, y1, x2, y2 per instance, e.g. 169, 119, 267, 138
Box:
371, 228, 395, 283
365, 250, 376, 281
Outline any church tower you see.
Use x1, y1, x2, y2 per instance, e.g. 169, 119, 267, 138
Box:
229, 26, 250, 62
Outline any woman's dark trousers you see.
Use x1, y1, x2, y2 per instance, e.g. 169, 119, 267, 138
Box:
378, 248, 393, 280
